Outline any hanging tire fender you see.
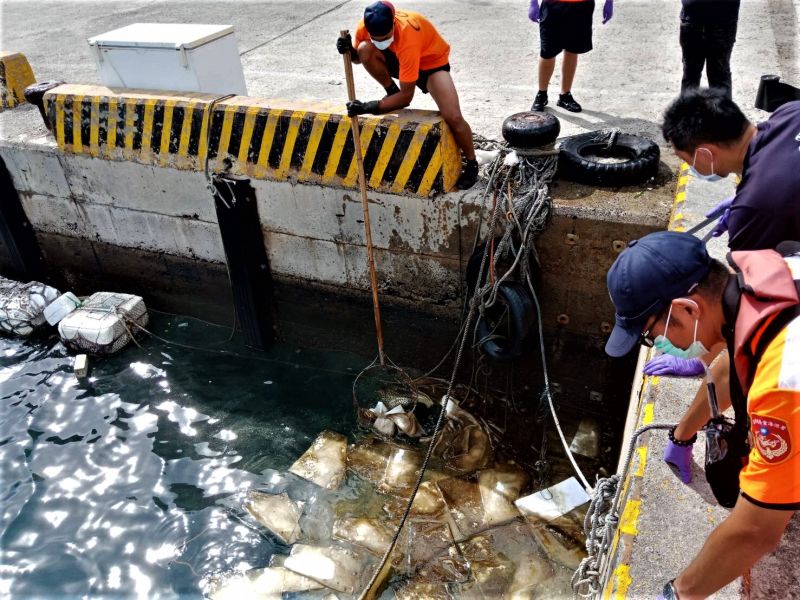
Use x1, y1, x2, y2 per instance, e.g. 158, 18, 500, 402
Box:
477, 282, 536, 363
502, 112, 561, 149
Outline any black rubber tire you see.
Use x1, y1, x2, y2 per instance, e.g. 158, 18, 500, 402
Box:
477, 282, 536, 363
465, 238, 541, 296
502, 112, 561, 149
557, 132, 660, 187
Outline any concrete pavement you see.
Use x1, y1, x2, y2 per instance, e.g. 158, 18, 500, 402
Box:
1, 0, 798, 142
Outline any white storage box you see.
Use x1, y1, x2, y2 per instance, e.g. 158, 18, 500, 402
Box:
0, 277, 59, 337
58, 292, 149, 355
87, 23, 247, 95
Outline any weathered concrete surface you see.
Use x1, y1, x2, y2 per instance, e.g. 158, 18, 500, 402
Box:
608, 171, 800, 598
1, 0, 797, 141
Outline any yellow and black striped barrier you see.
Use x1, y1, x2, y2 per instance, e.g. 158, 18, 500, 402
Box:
42, 84, 462, 197
0, 52, 35, 110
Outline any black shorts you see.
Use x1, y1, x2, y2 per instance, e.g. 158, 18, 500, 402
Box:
539, 0, 595, 59
382, 49, 451, 94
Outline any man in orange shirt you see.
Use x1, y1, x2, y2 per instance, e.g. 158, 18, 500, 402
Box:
605, 231, 800, 598
336, 1, 478, 189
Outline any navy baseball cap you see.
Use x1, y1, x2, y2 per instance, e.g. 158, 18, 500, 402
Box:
605, 231, 712, 357
364, 1, 395, 36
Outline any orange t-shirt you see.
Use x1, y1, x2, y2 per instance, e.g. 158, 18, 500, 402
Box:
354, 9, 450, 84
738, 265, 800, 508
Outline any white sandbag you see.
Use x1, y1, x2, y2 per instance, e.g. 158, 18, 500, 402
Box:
58, 291, 148, 355
0, 277, 59, 337
289, 431, 348, 491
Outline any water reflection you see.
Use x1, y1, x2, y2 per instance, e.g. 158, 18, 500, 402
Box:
0, 314, 359, 597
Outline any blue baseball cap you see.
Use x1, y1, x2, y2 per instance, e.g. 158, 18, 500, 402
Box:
364, 1, 395, 36
605, 231, 712, 357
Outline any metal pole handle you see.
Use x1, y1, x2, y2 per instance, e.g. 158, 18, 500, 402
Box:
341, 29, 385, 367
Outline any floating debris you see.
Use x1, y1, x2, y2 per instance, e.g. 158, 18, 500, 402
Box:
245, 491, 303, 545
478, 462, 529, 526
209, 566, 322, 600
332, 517, 395, 556
58, 291, 148, 355
0, 277, 59, 336
378, 446, 422, 495
289, 431, 348, 491
569, 418, 600, 458
283, 543, 369, 595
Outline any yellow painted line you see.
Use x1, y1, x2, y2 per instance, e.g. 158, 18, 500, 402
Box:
322, 117, 352, 183
343, 118, 379, 187
237, 105, 263, 166
675, 190, 686, 202
417, 144, 443, 196
619, 500, 641, 536
650, 375, 660, 386
642, 403, 654, 425
71, 95, 84, 152
368, 121, 402, 188
140, 98, 157, 154
634, 446, 648, 477
178, 100, 197, 158
677, 175, 689, 187
299, 113, 330, 179
274, 110, 306, 179
106, 97, 118, 157
159, 99, 178, 166
54, 94, 65, 148
254, 109, 281, 178
88, 97, 100, 157
214, 104, 238, 160
603, 564, 632, 600
391, 123, 433, 193
123, 99, 136, 157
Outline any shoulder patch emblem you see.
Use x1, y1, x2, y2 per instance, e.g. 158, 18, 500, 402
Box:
751, 415, 792, 464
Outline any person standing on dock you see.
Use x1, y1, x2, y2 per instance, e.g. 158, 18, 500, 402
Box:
528, 0, 614, 113
677, 0, 740, 99
605, 231, 800, 599
336, 1, 479, 190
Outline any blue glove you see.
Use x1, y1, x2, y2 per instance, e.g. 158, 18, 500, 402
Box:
602, 0, 613, 23
643, 355, 705, 377
705, 195, 734, 237
664, 440, 693, 484
528, 0, 540, 22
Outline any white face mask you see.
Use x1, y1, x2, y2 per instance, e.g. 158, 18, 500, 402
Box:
653, 301, 709, 359
371, 35, 393, 50
690, 147, 723, 182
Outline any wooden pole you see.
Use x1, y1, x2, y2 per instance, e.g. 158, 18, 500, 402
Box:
340, 30, 385, 367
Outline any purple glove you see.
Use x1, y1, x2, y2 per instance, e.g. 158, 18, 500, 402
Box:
643, 355, 705, 377
602, 0, 613, 23
664, 440, 693, 483
705, 195, 734, 237
528, 0, 540, 22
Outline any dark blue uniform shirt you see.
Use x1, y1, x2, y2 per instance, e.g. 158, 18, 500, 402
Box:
728, 101, 800, 251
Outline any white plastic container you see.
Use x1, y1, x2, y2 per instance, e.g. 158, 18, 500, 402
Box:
44, 292, 82, 326
0, 277, 59, 337
58, 292, 149, 355
87, 23, 248, 95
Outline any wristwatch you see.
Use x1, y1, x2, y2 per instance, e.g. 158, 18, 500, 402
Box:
662, 580, 680, 599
